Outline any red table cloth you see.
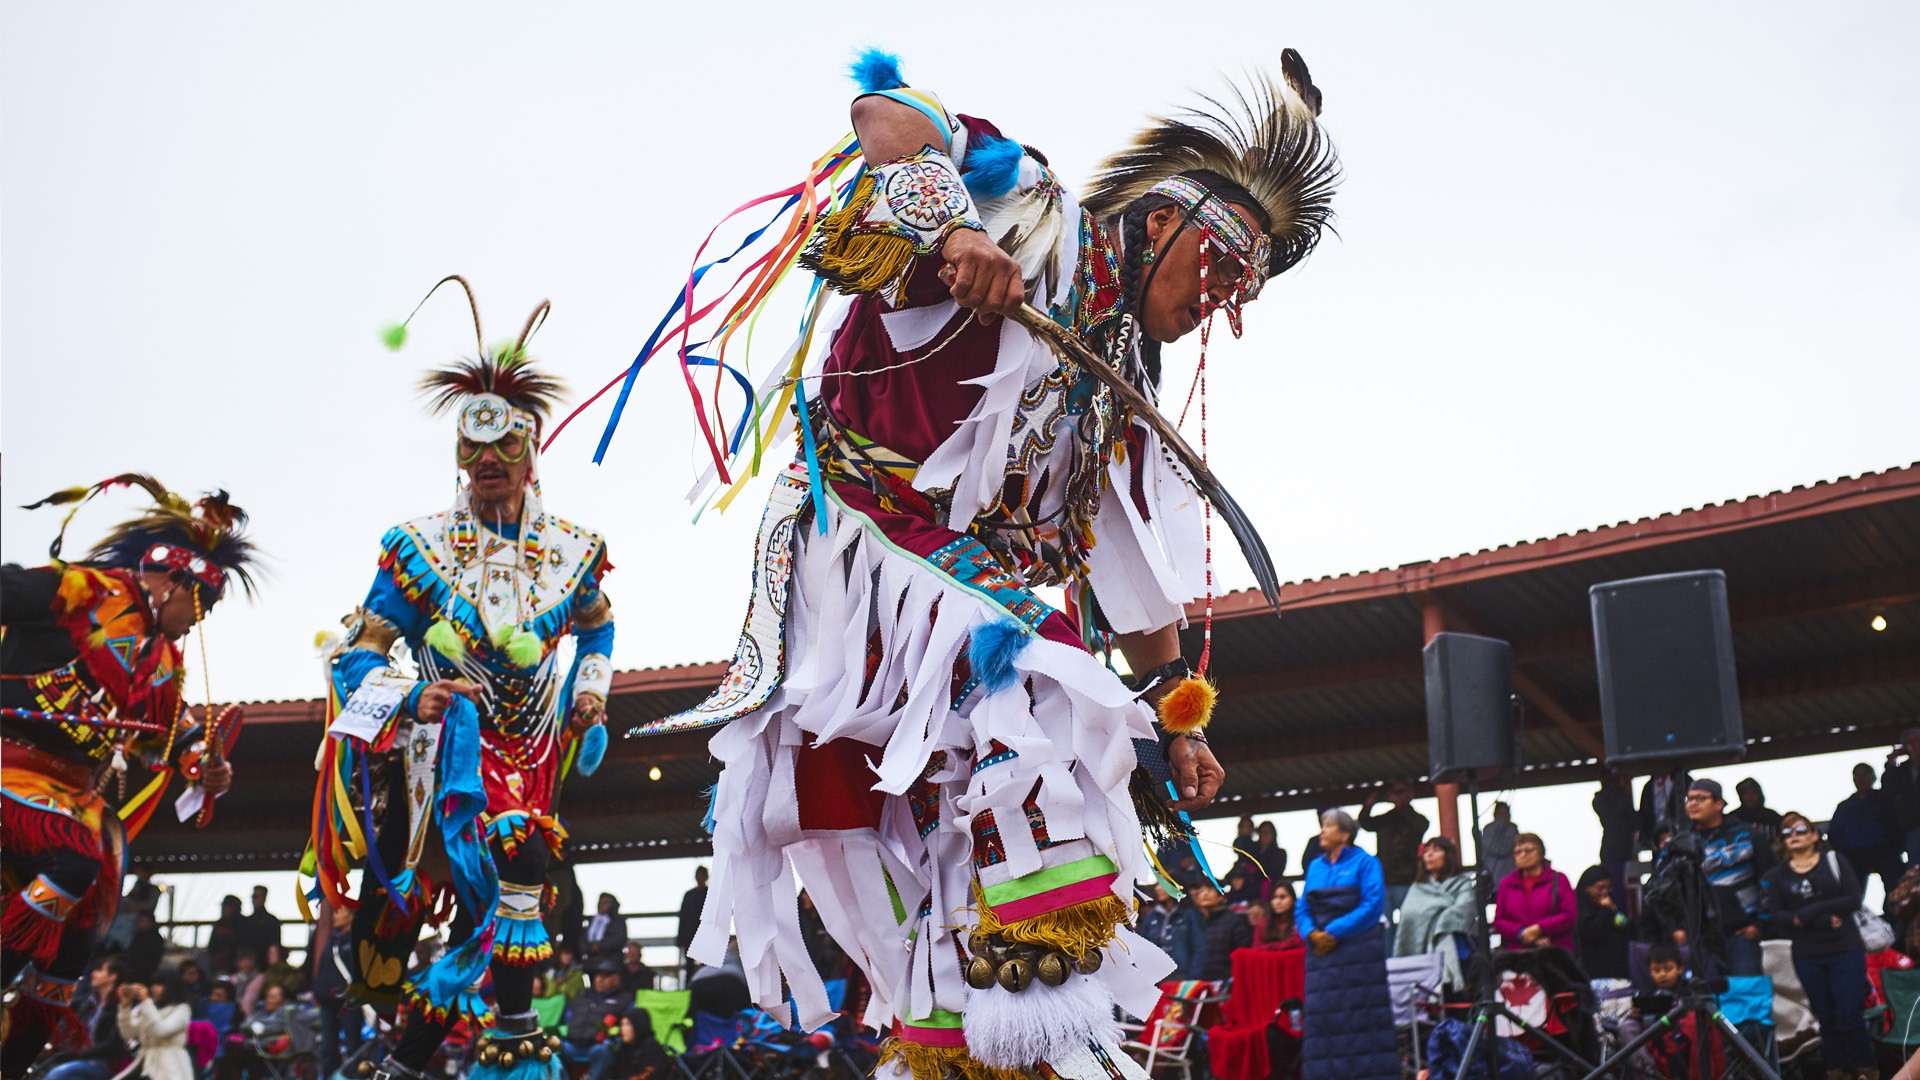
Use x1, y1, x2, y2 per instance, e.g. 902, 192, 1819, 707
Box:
1207, 946, 1305, 1080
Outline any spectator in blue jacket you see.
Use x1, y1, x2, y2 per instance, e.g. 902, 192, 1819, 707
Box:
1687, 778, 1774, 975
1296, 809, 1395, 1079
1831, 762, 1905, 900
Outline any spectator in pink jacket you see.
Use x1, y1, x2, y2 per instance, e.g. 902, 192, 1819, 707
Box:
1492, 832, 1577, 952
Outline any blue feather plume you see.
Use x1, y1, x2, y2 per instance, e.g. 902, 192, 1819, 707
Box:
850, 48, 906, 93
962, 132, 1024, 201
577, 723, 606, 776
968, 620, 1030, 696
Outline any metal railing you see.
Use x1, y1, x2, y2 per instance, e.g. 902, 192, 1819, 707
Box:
149, 910, 690, 976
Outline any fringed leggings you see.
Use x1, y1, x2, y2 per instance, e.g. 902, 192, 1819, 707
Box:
1, 800, 119, 1078
389, 839, 549, 1069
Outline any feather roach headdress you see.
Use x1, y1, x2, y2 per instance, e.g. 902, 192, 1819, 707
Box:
1082, 50, 1340, 279
385, 275, 565, 441
22, 473, 262, 598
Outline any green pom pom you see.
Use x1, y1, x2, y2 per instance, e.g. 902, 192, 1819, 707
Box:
489, 621, 517, 649
423, 618, 467, 663
504, 627, 544, 668
382, 322, 409, 351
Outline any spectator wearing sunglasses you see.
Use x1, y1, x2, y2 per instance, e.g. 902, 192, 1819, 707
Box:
1760, 812, 1873, 1079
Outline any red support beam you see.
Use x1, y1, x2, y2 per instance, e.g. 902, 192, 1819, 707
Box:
1199, 468, 1920, 620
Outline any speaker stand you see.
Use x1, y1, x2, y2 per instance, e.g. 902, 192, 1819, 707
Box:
1450, 766, 1597, 1080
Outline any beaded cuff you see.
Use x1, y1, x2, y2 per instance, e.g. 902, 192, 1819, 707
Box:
800, 145, 985, 299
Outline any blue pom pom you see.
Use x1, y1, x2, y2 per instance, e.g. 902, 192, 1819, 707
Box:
967, 619, 1030, 696
961, 133, 1024, 201
577, 723, 606, 777
850, 48, 905, 93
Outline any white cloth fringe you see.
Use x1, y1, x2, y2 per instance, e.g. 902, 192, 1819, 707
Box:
963, 974, 1117, 1070
693, 490, 1172, 1035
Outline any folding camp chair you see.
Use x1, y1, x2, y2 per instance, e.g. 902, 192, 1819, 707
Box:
633, 988, 695, 1055
1387, 950, 1448, 1074
683, 1010, 763, 1080
1876, 968, 1920, 1056
1718, 974, 1779, 1074
530, 993, 568, 1036
1122, 987, 1229, 1080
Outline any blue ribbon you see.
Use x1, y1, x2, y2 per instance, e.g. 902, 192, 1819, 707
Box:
413, 694, 500, 1013
794, 375, 830, 536
592, 193, 803, 465
685, 355, 758, 456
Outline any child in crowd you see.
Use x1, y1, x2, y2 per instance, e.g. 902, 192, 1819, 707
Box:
205, 981, 239, 1039
1622, 944, 1729, 1079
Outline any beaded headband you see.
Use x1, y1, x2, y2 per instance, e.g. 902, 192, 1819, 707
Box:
142, 542, 227, 593
1147, 176, 1274, 303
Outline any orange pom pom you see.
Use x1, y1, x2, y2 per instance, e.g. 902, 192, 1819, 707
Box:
1155, 676, 1217, 734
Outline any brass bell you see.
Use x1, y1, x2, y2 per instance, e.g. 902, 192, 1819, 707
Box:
1035, 952, 1070, 987
996, 955, 1034, 992
358, 1063, 374, 1076
547, 1036, 562, 1051
538, 1048, 554, 1063
500, 1053, 515, 1068
1073, 948, 1104, 975
965, 956, 997, 990
478, 1045, 500, 1064
967, 930, 994, 959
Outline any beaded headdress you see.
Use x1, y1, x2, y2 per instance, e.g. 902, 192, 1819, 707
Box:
386, 275, 565, 451
1082, 51, 1340, 282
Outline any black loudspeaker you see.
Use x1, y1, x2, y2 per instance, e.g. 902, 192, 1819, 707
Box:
1425, 632, 1517, 782
1591, 569, 1744, 769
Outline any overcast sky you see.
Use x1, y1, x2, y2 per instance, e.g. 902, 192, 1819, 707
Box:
5, 3, 1916, 923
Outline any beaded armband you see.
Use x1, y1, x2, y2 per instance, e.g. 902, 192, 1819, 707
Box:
871, 147, 985, 253
801, 145, 985, 300
573, 654, 612, 702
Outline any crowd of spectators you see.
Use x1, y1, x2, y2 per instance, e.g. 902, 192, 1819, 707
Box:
1139, 747, 1920, 1080
44, 748, 1920, 1080
39, 867, 727, 1080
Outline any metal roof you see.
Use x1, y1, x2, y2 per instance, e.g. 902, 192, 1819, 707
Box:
128, 464, 1920, 870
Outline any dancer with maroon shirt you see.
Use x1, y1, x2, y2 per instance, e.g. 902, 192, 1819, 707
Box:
620, 50, 1339, 1080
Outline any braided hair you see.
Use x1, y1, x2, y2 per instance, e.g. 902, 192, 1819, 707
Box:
1104, 169, 1271, 394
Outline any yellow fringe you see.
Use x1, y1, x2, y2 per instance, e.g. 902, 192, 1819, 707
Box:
878, 1039, 1024, 1080
971, 882, 1128, 959
800, 172, 918, 296
1156, 676, 1217, 734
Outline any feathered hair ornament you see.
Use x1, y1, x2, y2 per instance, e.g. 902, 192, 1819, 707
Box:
383, 275, 565, 439
1082, 50, 1340, 278
21, 473, 262, 598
